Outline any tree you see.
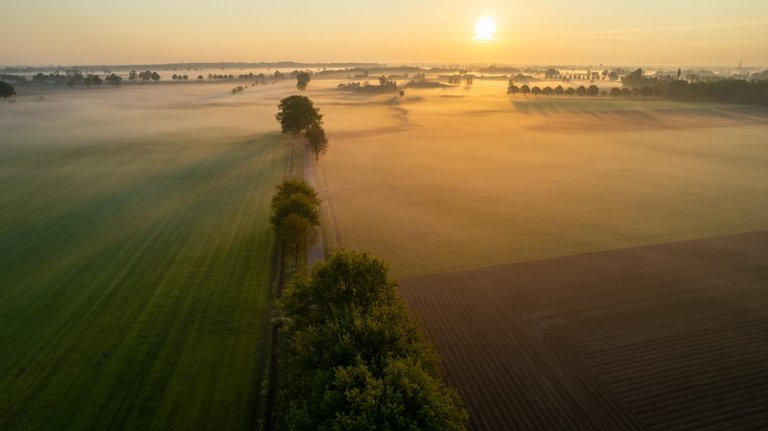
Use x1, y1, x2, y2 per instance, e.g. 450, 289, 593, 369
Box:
128, 70, 138, 82
151, 71, 161, 82
610, 87, 622, 97
0, 81, 16, 99
587, 84, 599, 96
296, 71, 311, 90
507, 84, 520, 95
544, 68, 560, 79
275, 95, 323, 136
520, 84, 530, 96
270, 179, 321, 266
576, 85, 587, 96
542, 86, 553, 95
279, 250, 469, 430
531, 86, 542, 95
565, 87, 575, 96
106, 74, 121, 88
554, 85, 564, 95
305, 123, 328, 161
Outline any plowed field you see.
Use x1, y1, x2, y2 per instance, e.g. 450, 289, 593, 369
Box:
400, 231, 768, 430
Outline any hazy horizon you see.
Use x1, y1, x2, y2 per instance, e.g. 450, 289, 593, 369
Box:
3, 0, 768, 68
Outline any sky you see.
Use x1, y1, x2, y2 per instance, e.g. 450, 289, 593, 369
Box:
3, 0, 768, 67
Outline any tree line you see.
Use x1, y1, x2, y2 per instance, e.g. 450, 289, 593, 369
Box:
266, 95, 467, 429
508, 82, 601, 97
508, 75, 768, 106
622, 68, 768, 106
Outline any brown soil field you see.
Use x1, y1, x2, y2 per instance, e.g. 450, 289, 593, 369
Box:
399, 231, 768, 430
314, 83, 768, 277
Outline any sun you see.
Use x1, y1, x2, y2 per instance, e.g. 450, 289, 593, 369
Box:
474, 17, 496, 41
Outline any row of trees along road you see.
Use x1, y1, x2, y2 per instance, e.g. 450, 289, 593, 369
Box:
268, 95, 467, 429
275, 95, 329, 161
276, 250, 469, 429
508, 82, 601, 96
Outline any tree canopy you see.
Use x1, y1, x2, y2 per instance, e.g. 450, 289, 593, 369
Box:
270, 178, 321, 266
278, 250, 469, 430
296, 71, 311, 90
1, 81, 17, 99
275, 95, 323, 136
304, 123, 328, 161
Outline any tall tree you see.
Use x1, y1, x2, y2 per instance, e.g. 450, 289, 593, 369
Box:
296, 71, 311, 90
275, 95, 323, 136
270, 180, 321, 266
305, 123, 328, 161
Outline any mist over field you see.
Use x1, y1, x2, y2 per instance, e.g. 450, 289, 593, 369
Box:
2, 60, 768, 430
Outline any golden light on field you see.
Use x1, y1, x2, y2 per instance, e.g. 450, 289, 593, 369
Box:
473, 17, 497, 41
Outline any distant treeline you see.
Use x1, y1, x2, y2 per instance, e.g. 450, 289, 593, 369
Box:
622, 69, 768, 106
664, 80, 768, 105
1, 68, 314, 88
507, 69, 768, 106
0, 61, 382, 74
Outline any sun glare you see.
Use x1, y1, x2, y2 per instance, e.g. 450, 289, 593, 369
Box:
474, 17, 496, 41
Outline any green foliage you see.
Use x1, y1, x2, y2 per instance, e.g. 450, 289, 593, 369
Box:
0, 80, 16, 99
272, 178, 321, 209
278, 250, 469, 430
270, 178, 321, 264
305, 123, 329, 161
275, 95, 324, 136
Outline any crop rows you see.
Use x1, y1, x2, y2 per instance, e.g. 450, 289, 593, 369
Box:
399, 231, 768, 430
0, 134, 285, 430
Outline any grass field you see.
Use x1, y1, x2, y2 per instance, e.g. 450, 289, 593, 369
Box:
0, 84, 290, 430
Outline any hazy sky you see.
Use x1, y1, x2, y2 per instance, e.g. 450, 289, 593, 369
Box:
3, 0, 768, 66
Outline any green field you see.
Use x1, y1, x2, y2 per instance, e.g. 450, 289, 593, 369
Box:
0, 91, 287, 429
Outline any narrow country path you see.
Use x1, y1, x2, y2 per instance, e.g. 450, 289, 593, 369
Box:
304, 149, 325, 267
